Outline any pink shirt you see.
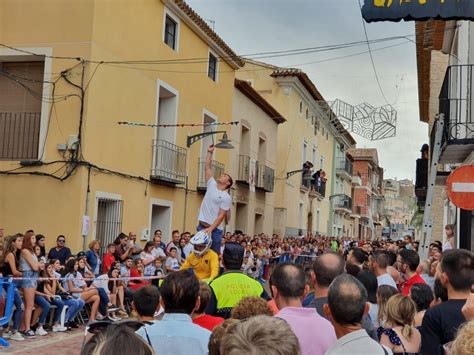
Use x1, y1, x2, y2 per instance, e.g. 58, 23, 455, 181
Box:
276, 307, 336, 355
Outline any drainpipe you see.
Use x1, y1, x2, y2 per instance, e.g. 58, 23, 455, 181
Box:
328, 140, 337, 235
183, 175, 188, 232
82, 165, 91, 251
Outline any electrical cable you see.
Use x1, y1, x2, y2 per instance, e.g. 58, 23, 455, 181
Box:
358, 0, 391, 106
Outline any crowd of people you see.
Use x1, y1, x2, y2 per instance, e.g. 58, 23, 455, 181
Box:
0, 225, 472, 354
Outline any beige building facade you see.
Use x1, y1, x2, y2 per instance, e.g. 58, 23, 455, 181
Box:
228, 79, 285, 236
237, 61, 353, 236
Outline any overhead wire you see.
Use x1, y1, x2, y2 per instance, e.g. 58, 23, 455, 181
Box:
358, 0, 391, 106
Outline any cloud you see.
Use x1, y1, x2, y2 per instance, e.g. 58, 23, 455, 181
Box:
187, 0, 426, 180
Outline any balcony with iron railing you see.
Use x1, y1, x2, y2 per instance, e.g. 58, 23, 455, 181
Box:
0, 112, 41, 160
332, 194, 352, 214
335, 156, 353, 181
435, 64, 474, 163
197, 157, 225, 192
256, 164, 275, 193
150, 140, 187, 185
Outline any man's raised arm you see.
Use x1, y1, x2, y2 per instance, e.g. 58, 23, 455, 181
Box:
205, 145, 215, 182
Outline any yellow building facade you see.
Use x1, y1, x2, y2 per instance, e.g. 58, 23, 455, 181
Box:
0, 0, 243, 252
237, 61, 351, 236
228, 79, 285, 236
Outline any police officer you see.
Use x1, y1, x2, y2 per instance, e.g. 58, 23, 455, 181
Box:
205, 242, 269, 319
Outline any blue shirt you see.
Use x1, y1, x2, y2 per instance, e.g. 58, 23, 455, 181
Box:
136, 313, 211, 355
86, 250, 101, 276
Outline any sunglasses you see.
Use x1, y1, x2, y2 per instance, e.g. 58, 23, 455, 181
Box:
58, 240, 65, 243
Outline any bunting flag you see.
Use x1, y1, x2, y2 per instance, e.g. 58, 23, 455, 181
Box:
118, 121, 240, 128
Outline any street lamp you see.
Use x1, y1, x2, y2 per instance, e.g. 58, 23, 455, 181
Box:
286, 169, 313, 181
186, 131, 234, 149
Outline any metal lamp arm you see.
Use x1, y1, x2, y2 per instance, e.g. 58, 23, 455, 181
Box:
186, 131, 227, 147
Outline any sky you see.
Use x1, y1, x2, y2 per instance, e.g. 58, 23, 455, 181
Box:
187, 0, 428, 181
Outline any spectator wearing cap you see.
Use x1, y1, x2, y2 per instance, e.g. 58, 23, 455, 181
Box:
271, 263, 336, 355
397, 249, 426, 296
206, 242, 270, 319
324, 274, 392, 355
136, 271, 211, 355
47, 235, 72, 265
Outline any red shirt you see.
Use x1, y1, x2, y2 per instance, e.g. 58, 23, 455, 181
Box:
103, 253, 115, 273
129, 267, 150, 290
401, 272, 426, 296
192, 314, 224, 331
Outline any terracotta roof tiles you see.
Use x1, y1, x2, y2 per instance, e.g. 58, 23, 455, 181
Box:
173, 0, 245, 68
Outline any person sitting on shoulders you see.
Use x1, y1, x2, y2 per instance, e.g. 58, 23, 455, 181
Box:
180, 231, 219, 282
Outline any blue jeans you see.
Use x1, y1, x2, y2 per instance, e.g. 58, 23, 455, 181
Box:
34, 295, 51, 325
96, 287, 110, 315
64, 298, 85, 322
3, 282, 23, 331
197, 224, 223, 254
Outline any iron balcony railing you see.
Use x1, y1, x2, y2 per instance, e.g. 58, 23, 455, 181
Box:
437, 65, 474, 155
335, 156, 353, 178
237, 155, 251, 183
333, 194, 352, 211
151, 140, 187, 184
0, 112, 41, 160
197, 158, 225, 191
256, 164, 275, 192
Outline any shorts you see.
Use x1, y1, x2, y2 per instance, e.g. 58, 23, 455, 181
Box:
21, 270, 38, 288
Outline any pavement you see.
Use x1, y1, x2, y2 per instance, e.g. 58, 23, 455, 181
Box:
1, 328, 85, 354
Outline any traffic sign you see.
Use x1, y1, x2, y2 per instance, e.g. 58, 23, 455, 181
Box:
446, 165, 474, 210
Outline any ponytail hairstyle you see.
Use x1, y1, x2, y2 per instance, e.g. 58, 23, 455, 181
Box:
385, 294, 417, 340
376, 285, 399, 326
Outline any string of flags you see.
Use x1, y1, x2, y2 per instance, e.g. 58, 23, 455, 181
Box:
117, 121, 240, 128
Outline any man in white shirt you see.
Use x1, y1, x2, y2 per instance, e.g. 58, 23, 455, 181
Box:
369, 250, 397, 289
197, 145, 233, 254
324, 274, 392, 355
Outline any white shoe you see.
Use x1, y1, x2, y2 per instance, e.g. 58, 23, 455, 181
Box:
52, 325, 68, 332
35, 326, 48, 336
10, 331, 25, 341
3, 331, 12, 339
110, 313, 122, 322
96, 313, 106, 321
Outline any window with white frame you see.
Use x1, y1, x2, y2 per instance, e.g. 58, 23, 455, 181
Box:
312, 146, 317, 166
320, 155, 324, 170
302, 140, 307, 164
208, 52, 218, 81
164, 15, 178, 49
